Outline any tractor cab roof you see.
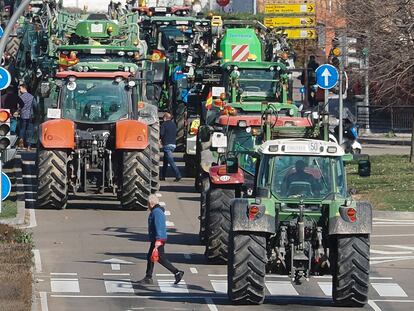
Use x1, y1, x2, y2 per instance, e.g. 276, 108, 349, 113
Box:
259, 139, 345, 157
56, 71, 131, 79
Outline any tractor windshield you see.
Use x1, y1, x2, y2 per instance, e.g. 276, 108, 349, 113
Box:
61, 78, 129, 123
228, 127, 263, 175
237, 69, 281, 100
258, 155, 347, 199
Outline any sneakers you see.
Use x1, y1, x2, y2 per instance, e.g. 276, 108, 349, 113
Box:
160, 177, 166, 181
137, 277, 153, 285
174, 177, 182, 182
174, 271, 184, 284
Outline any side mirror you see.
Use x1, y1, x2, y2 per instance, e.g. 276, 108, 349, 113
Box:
226, 152, 238, 174
358, 159, 371, 177
40, 82, 51, 98
198, 126, 211, 142
146, 85, 156, 101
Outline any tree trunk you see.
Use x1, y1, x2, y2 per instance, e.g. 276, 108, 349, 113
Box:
410, 114, 414, 163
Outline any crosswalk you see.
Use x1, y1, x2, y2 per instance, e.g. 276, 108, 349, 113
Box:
44, 273, 410, 299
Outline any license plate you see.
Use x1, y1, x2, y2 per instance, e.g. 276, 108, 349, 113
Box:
91, 23, 103, 33
47, 108, 61, 119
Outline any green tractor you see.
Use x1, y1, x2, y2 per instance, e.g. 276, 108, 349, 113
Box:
227, 138, 372, 306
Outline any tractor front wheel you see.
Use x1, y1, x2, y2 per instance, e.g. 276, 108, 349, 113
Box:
120, 149, 151, 210
228, 231, 266, 304
332, 234, 370, 307
205, 188, 235, 263
199, 177, 210, 244
174, 101, 186, 152
36, 149, 68, 210
149, 123, 160, 193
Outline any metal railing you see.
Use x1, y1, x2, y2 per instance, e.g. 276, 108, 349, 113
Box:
356, 104, 414, 132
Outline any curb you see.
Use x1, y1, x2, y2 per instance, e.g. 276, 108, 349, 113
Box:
360, 137, 412, 146
0, 155, 25, 226
373, 210, 414, 220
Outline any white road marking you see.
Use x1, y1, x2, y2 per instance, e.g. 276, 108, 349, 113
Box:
32, 249, 42, 273
50, 273, 77, 276
156, 274, 172, 277
205, 297, 218, 311
50, 294, 226, 299
183, 254, 191, 260
22, 174, 37, 178
25, 198, 36, 202
207, 274, 226, 277
103, 273, 130, 276
371, 249, 412, 255
166, 221, 175, 227
22, 160, 35, 165
265, 281, 299, 296
372, 234, 414, 238
211, 280, 227, 293
371, 283, 408, 297
374, 218, 414, 222
50, 278, 80, 293
368, 300, 382, 311
102, 258, 133, 271
105, 279, 134, 293
373, 222, 414, 226
190, 267, 198, 274
156, 193, 162, 197
158, 279, 189, 293
159, 202, 166, 207
165, 211, 171, 216
40, 292, 49, 311
317, 282, 332, 296
385, 245, 414, 251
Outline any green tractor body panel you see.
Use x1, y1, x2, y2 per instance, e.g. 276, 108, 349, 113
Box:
220, 28, 262, 62
75, 20, 120, 38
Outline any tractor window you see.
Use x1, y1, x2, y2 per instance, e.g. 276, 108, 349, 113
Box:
61, 78, 129, 123
228, 127, 262, 175
270, 155, 344, 199
238, 69, 281, 100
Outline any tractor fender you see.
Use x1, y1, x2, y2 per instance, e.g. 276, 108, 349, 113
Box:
231, 199, 275, 234
39, 119, 75, 149
329, 201, 372, 235
209, 165, 244, 185
115, 120, 149, 150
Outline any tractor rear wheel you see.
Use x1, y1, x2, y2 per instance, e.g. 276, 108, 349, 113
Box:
149, 123, 160, 193
205, 188, 234, 263
120, 149, 151, 210
332, 234, 370, 307
36, 149, 68, 210
228, 231, 266, 304
174, 101, 186, 152
199, 177, 210, 244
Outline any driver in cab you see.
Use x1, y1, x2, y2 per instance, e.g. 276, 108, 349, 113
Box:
284, 160, 320, 196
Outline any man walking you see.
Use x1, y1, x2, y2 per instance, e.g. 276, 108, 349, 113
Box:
138, 194, 184, 285
160, 113, 181, 181
17, 83, 36, 150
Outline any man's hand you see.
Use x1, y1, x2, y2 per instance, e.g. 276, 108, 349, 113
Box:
155, 240, 164, 248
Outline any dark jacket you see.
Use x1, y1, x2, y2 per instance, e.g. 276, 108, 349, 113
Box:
160, 119, 177, 146
148, 205, 167, 242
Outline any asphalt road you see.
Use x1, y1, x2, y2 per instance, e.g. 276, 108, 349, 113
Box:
21, 151, 414, 311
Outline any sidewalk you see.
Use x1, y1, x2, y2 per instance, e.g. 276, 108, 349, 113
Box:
359, 133, 412, 146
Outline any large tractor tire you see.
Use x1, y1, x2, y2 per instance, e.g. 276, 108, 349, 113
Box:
148, 123, 160, 193
6, 37, 20, 57
332, 234, 370, 307
184, 154, 197, 177
199, 177, 210, 244
36, 149, 68, 210
174, 101, 186, 152
120, 149, 151, 210
228, 231, 267, 304
205, 188, 235, 263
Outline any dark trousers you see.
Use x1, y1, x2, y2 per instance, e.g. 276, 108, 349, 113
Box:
145, 241, 178, 278
161, 144, 181, 178
19, 118, 34, 148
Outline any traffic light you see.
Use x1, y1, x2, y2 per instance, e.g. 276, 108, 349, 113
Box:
329, 37, 341, 68
0, 109, 17, 162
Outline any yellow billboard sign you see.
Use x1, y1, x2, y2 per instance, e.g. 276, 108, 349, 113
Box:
282, 28, 317, 40
265, 3, 315, 14
264, 16, 316, 28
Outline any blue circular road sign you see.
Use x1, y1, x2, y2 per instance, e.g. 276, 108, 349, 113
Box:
315, 64, 339, 90
1, 172, 12, 201
0, 26, 3, 38
0, 67, 11, 90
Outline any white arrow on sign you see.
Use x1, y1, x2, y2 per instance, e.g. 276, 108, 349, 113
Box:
102, 258, 133, 271
321, 68, 331, 86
